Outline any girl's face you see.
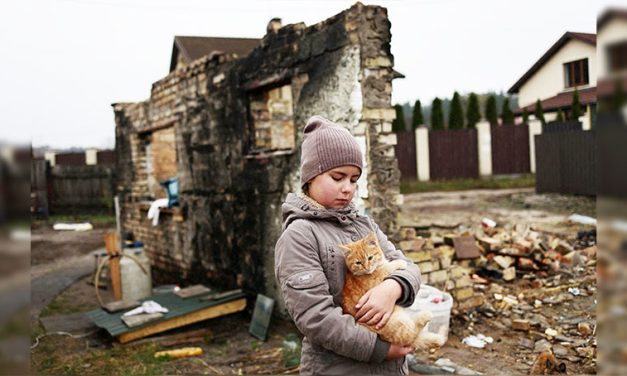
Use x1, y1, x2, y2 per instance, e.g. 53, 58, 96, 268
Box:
307, 165, 361, 209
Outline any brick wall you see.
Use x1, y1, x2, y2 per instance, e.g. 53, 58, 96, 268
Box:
113, 3, 401, 312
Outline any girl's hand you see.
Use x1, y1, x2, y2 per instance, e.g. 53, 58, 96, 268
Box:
386, 343, 415, 360
354, 279, 402, 329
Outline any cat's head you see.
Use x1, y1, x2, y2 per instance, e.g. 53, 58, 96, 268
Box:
338, 232, 384, 275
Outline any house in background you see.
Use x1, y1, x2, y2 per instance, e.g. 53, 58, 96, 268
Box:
596, 8, 627, 108
169, 36, 260, 72
508, 32, 597, 129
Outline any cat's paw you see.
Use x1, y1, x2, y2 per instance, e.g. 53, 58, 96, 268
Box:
414, 310, 433, 326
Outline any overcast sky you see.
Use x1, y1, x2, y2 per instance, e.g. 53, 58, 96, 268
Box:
0, 0, 615, 149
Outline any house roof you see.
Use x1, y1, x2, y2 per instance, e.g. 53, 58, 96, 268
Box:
169, 36, 260, 72
507, 32, 597, 94
598, 8, 627, 31
513, 86, 596, 114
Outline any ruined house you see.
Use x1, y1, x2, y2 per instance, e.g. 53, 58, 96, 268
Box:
113, 2, 401, 313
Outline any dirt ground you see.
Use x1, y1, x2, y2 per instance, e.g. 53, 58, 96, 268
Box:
30, 188, 596, 375
30, 221, 112, 280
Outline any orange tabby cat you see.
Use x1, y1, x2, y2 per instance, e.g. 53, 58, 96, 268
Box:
340, 232, 446, 351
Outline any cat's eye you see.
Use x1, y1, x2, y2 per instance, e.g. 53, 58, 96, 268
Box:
368, 255, 373, 260
355, 261, 362, 265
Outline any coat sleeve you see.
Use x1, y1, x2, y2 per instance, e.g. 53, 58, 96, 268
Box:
370, 219, 422, 307
274, 222, 379, 362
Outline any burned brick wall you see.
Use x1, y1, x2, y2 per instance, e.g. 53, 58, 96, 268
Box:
113, 2, 401, 313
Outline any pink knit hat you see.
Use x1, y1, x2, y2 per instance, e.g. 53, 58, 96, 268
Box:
300, 116, 363, 187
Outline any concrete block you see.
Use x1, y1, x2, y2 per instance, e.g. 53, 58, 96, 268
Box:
399, 238, 425, 252
456, 294, 485, 311
452, 287, 474, 301
406, 250, 432, 263
512, 319, 531, 331
399, 227, 416, 240
454, 276, 472, 288
362, 108, 396, 121
449, 265, 468, 279
364, 56, 392, 68
418, 261, 434, 274
429, 270, 448, 284
502, 266, 516, 281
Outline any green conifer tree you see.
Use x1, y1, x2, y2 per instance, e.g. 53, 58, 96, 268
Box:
431, 97, 444, 130
534, 99, 546, 125
411, 99, 424, 130
485, 95, 498, 126
570, 89, 582, 121
392, 104, 406, 132
501, 97, 514, 125
466, 92, 481, 129
448, 92, 464, 129
555, 108, 565, 123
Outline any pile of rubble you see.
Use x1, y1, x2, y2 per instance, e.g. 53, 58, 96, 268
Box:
398, 218, 597, 373
398, 219, 596, 310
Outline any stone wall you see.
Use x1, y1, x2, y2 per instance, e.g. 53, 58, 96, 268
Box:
113, 2, 401, 313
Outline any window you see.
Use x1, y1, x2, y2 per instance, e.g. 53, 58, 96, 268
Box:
141, 127, 177, 199
249, 84, 295, 151
563, 58, 589, 88
607, 40, 627, 73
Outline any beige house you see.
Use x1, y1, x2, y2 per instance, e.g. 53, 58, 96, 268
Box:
597, 9, 627, 107
508, 32, 597, 129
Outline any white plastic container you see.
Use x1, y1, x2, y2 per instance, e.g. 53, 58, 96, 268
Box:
120, 248, 152, 301
409, 284, 453, 341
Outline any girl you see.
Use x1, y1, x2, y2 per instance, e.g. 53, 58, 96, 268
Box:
275, 116, 422, 375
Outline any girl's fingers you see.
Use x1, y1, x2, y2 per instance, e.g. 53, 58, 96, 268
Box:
376, 312, 391, 330
355, 291, 371, 309
366, 312, 382, 326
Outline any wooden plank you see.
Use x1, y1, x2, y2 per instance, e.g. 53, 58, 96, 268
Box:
103, 300, 140, 313
174, 284, 211, 299
118, 298, 246, 344
104, 231, 122, 300
200, 289, 243, 302
121, 313, 164, 328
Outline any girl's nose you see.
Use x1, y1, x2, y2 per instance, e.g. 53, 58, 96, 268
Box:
341, 182, 354, 193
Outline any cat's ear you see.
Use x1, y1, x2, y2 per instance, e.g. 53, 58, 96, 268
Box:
366, 232, 378, 247
338, 244, 352, 254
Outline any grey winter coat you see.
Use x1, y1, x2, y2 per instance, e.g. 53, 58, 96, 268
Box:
274, 193, 422, 375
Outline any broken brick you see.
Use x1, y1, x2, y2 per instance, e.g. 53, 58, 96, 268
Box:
452, 287, 474, 301
406, 250, 432, 263
417, 261, 435, 273
555, 240, 574, 255
453, 236, 481, 259
517, 257, 538, 270
399, 238, 426, 252
429, 270, 448, 284
512, 319, 531, 331
454, 276, 473, 288
456, 294, 484, 311
494, 255, 515, 269
399, 227, 416, 240
502, 266, 516, 281
578, 322, 592, 336
477, 236, 501, 252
